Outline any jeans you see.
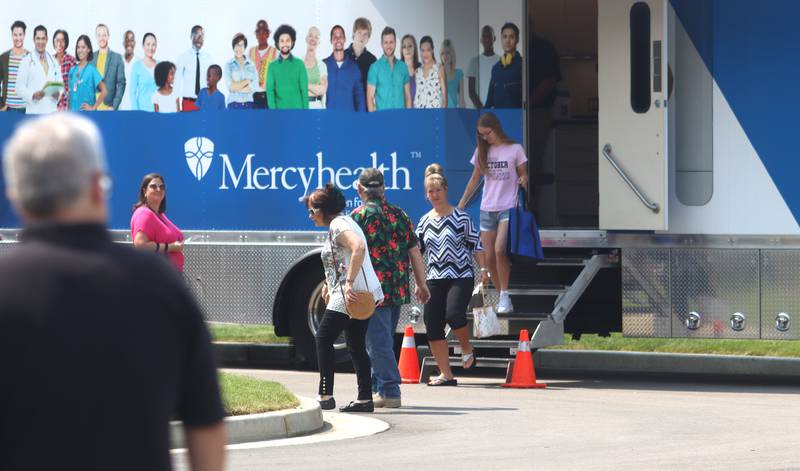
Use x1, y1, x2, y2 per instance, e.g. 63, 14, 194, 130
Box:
315, 309, 372, 401
227, 101, 254, 110
366, 305, 402, 398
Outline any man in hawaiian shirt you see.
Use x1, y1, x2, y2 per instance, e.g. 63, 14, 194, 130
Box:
351, 168, 430, 408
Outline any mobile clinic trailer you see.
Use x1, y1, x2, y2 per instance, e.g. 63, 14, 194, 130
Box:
1, 0, 797, 367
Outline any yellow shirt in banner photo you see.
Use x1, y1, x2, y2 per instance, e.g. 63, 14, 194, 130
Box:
95, 50, 112, 110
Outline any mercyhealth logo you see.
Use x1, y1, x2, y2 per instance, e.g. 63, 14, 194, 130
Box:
184, 137, 214, 181
182, 137, 412, 195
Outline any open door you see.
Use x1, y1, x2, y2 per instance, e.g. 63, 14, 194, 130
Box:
598, 0, 668, 230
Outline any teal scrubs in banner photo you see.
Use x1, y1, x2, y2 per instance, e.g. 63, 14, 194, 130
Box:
367, 56, 409, 110
68, 63, 103, 111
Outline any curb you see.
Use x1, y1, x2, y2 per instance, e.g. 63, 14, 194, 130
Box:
535, 349, 800, 382
170, 396, 323, 449
212, 343, 800, 383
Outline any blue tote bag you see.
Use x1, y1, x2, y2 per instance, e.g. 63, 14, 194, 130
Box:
507, 187, 544, 262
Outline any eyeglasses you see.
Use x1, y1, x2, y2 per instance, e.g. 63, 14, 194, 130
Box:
308, 207, 321, 216
148, 183, 166, 190
477, 129, 494, 140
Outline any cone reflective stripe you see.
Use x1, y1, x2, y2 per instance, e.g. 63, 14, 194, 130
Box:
398, 325, 421, 384
502, 329, 546, 389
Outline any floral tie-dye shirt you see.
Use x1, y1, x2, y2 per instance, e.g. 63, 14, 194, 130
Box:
350, 197, 419, 305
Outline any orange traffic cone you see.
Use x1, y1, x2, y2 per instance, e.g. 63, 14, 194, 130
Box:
502, 329, 546, 389
398, 325, 421, 384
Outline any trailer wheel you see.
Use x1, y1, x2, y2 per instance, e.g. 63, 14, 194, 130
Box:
291, 270, 350, 367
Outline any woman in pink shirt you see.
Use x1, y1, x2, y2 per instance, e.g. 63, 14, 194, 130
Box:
457, 112, 527, 314
130, 173, 185, 271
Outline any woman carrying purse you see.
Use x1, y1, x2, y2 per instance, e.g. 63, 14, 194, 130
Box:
306, 183, 383, 413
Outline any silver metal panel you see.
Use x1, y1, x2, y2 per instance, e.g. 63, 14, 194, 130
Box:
622, 248, 671, 337
760, 250, 800, 340
670, 249, 760, 339
8, 229, 800, 249
184, 244, 319, 324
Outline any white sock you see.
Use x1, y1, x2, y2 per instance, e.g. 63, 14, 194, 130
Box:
500, 290, 509, 297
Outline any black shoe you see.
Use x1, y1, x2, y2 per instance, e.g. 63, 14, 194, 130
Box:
339, 400, 374, 413
318, 397, 336, 410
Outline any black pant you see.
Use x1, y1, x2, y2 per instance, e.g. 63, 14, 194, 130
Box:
253, 92, 267, 109
424, 277, 474, 341
315, 309, 372, 400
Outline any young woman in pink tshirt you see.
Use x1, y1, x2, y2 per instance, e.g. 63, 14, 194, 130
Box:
457, 112, 528, 314
130, 173, 185, 271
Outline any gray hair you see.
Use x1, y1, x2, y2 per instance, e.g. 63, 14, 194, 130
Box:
362, 185, 385, 199
3, 113, 106, 217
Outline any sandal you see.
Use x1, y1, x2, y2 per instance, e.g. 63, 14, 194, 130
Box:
462, 351, 476, 370
427, 374, 458, 387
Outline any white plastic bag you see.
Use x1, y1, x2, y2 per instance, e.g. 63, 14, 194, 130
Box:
472, 282, 503, 338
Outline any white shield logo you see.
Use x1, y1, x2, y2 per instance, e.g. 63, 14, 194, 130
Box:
184, 137, 214, 181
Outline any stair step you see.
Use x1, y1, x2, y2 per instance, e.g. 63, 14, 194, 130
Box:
537, 257, 589, 266
448, 339, 519, 349
468, 311, 551, 321
425, 355, 513, 369
485, 284, 568, 296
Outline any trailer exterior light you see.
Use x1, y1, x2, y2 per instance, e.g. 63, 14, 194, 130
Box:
776, 313, 791, 333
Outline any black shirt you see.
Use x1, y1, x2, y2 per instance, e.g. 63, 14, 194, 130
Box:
0, 223, 224, 471
529, 35, 562, 109
345, 44, 377, 95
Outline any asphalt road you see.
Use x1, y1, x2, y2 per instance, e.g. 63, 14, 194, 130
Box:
174, 368, 800, 470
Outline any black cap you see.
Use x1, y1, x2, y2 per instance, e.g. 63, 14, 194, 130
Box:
358, 168, 385, 188
255, 20, 269, 33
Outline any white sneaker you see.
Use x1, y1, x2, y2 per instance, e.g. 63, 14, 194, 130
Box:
496, 293, 514, 314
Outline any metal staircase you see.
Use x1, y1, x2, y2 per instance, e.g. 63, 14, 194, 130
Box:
419, 252, 619, 382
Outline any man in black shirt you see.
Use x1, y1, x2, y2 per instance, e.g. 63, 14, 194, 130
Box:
344, 17, 376, 96
0, 114, 226, 471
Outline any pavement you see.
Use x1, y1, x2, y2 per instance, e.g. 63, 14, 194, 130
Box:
171, 367, 800, 470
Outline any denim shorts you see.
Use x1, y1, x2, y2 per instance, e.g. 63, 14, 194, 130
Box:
479, 209, 510, 232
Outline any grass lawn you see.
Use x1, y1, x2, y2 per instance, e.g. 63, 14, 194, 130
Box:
220, 372, 299, 416
547, 333, 800, 357
209, 323, 290, 344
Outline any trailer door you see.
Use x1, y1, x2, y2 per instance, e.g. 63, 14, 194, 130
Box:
598, 0, 668, 230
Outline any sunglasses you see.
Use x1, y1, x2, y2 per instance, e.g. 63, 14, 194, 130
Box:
477, 129, 494, 140
307, 207, 321, 216
148, 183, 166, 190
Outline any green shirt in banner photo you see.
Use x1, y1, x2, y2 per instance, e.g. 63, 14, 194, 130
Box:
266, 54, 309, 109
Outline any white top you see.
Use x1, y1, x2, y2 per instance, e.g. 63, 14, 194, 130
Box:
152, 89, 180, 113
414, 63, 442, 108
16, 51, 61, 114
176, 47, 214, 99
119, 56, 137, 110
467, 53, 499, 105
322, 216, 383, 315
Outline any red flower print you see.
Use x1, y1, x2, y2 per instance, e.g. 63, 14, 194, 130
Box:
389, 240, 398, 250
368, 224, 377, 234
376, 271, 384, 281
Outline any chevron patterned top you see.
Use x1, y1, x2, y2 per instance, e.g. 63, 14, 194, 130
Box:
416, 208, 483, 279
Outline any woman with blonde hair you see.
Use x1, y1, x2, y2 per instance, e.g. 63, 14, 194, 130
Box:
457, 113, 528, 314
416, 164, 486, 385
440, 39, 464, 108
